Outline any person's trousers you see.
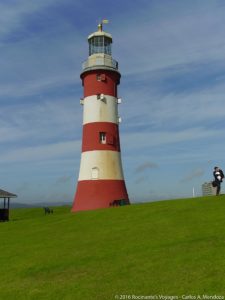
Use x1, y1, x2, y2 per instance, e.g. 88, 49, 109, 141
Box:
216, 181, 221, 195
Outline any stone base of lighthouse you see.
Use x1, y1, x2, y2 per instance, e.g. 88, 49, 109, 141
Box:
72, 180, 129, 212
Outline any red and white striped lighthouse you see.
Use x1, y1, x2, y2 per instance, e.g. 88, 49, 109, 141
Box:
72, 21, 129, 212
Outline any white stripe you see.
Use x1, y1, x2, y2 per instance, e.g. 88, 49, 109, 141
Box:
78, 150, 124, 180
83, 95, 118, 124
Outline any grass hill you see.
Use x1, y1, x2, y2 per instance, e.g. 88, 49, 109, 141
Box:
1, 196, 225, 299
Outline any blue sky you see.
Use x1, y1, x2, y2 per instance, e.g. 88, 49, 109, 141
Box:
1, 0, 225, 204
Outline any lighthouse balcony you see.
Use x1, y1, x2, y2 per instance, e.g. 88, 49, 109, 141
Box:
82, 54, 118, 71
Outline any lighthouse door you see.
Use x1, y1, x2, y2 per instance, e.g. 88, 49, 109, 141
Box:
92, 167, 99, 179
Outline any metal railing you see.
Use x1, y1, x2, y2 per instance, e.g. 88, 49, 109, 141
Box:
82, 57, 118, 70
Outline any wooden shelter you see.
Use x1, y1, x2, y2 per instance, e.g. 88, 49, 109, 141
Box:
0, 189, 17, 221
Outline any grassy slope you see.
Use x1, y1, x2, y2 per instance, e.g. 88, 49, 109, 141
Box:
0, 196, 225, 299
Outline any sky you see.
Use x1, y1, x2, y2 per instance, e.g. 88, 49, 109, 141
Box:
1, 0, 225, 204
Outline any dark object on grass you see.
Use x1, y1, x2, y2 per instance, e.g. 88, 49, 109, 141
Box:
110, 199, 130, 207
43, 207, 53, 215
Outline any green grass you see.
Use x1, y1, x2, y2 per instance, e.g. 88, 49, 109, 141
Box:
1, 196, 225, 299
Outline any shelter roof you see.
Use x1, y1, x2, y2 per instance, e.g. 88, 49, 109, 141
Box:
0, 189, 17, 198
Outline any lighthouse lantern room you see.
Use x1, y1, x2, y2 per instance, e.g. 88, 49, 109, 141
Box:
72, 21, 129, 212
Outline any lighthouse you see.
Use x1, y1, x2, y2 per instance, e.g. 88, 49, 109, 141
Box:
72, 21, 129, 212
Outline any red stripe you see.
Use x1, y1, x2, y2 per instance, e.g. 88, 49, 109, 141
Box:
82, 122, 120, 152
81, 70, 120, 98
72, 180, 129, 212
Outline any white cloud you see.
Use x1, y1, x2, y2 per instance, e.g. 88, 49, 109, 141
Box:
122, 127, 223, 150
0, 0, 58, 38
0, 125, 26, 142
0, 140, 81, 163
113, 1, 225, 75
0, 31, 84, 97
0, 72, 78, 98
119, 72, 225, 134
0, 1, 85, 98
0, 96, 82, 145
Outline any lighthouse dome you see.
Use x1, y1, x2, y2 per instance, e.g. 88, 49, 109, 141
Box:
81, 23, 119, 73
88, 30, 112, 56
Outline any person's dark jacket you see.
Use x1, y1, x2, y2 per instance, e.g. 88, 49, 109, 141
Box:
214, 169, 224, 182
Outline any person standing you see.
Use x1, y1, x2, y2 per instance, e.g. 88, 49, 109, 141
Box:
213, 167, 224, 195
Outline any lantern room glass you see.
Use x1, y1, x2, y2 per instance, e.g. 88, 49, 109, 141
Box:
89, 36, 112, 56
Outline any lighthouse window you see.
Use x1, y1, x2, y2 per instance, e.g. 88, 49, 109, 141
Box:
99, 132, 106, 144
96, 74, 106, 81
92, 167, 99, 179
89, 36, 112, 55
101, 74, 106, 81
104, 37, 112, 55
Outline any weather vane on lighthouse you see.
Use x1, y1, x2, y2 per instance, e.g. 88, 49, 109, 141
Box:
97, 19, 109, 31
72, 21, 130, 212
